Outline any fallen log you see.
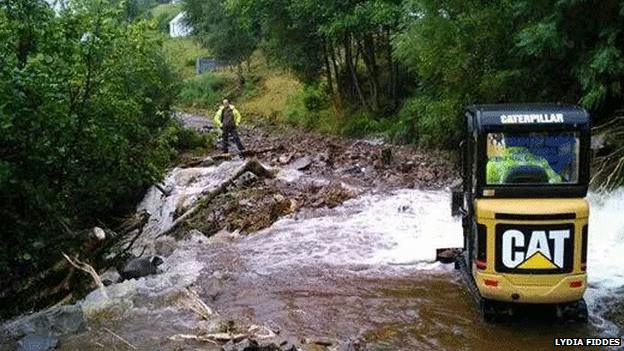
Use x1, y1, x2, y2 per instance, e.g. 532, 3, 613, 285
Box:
0, 216, 146, 314
154, 183, 171, 196
158, 158, 275, 238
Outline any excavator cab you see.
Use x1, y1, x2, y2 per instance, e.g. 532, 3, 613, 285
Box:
449, 104, 591, 322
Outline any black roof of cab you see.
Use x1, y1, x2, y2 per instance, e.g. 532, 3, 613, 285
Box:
464, 103, 591, 198
466, 103, 590, 132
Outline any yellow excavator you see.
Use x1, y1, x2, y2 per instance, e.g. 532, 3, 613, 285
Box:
443, 104, 591, 322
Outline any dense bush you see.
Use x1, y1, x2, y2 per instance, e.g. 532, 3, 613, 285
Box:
168, 123, 214, 152
389, 97, 463, 147
0, 0, 179, 315
177, 72, 235, 110
284, 84, 334, 131
302, 84, 330, 113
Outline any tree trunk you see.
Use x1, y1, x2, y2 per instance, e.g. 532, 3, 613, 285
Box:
158, 159, 275, 238
322, 38, 334, 97
329, 41, 343, 109
236, 63, 245, 86
358, 34, 380, 111
387, 29, 399, 109
345, 35, 369, 110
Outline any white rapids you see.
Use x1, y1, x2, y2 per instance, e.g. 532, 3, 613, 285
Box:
241, 190, 462, 274
42, 160, 624, 350
136, 160, 624, 329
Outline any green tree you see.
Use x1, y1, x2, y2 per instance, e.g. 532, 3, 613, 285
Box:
184, 0, 258, 82
514, 0, 624, 118
231, 0, 404, 112
0, 0, 179, 317
393, 0, 522, 146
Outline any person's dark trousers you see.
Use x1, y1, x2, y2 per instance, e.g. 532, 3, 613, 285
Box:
222, 126, 245, 153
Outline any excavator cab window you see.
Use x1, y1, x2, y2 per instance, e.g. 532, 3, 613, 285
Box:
485, 131, 580, 185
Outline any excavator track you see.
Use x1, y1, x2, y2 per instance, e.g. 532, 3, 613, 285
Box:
453, 251, 588, 323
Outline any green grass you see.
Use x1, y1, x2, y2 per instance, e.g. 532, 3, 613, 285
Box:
242, 71, 302, 119
162, 37, 211, 80
150, 3, 182, 18
178, 72, 238, 110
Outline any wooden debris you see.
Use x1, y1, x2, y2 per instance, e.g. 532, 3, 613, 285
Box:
103, 327, 137, 350
158, 158, 275, 238
61, 253, 107, 298
168, 333, 246, 343
247, 325, 277, 339
183, 287, 214, 320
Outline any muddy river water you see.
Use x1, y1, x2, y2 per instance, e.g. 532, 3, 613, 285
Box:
55, 161, 624, 350
197, 189, 623, 350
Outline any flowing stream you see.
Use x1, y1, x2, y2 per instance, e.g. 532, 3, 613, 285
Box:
57, 161, 623, 350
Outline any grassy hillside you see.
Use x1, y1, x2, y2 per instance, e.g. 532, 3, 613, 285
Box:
149, 3, 183, 32
162, 37, 211, 80
169, 46, 386, 138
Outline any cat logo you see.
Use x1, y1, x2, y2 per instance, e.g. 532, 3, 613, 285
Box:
495, 224, 574, 273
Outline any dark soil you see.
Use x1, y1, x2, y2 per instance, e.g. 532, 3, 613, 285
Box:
240, 119, 458, 190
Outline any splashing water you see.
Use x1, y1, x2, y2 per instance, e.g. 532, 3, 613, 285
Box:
140, 161, 624, 331
239, 190, 462, 275
138, 160, 245, 241
585, 189, 624, 331
51, 160, 624, 350
587, 189, 624, 290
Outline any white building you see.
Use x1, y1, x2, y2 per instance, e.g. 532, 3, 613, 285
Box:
169, 11, 193, 38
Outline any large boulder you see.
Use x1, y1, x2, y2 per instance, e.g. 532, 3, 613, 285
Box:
118, 256, 164, 281
223, 338, 258, 351
3, 305, 86, 340
16, 334, 58, 351
289, 156, 313, 171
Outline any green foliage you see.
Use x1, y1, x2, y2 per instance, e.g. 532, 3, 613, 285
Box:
231, 0, 404, 111
162, 37, 211, 79
392, 97, 462, 147
283, 82, 390, 137
394, 0, 521, 146
301, 84, 330, 112
0, 0, 178, 316
184, 0, 258, 66
167, 123, 214, 152
283, 87, 335, 131
178, 73, 236, 109
339, 111, 390, 138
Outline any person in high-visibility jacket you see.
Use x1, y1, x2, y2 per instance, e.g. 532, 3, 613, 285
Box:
213, 99, 245, 154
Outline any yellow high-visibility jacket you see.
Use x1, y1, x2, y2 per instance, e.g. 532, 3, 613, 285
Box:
213, 105, 242, 129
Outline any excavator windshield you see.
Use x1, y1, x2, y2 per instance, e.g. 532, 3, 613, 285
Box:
486, 132, 580, 185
